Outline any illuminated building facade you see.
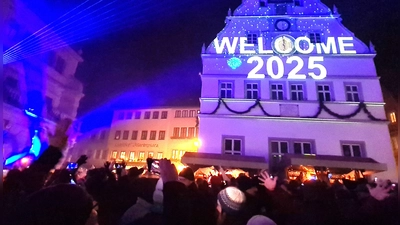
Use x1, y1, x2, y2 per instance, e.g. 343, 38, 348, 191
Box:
108, 107, 200, 166
382, 88, 398, 169
2, 0, 84, 161
193, 0, 397, 181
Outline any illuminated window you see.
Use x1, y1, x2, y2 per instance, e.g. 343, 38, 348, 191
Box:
342, 143, 363, 157
271, 83, 284, 100
129, 151, 135, 161
157, 152, 163, 159
317, 84, 332, 101
135, 111, 141, 119
144, 111, 151, 119
114, 130, 121, 140
161, 111, 168, 119
139, 152, 145, 160
182, 110, 188, 117
245, 82, 259, 99
390, 112, 396, 123
141, 131, 148, 140
131, 130, 138, 140
125, 112, 133, 119
180, 127, 187, 138
309, 33, 322, 44
270, 141, 289, 164
152, 111, 159, 119
189, 110, 196, 117
150, 131, 157, 140
172, 150, 178, 159
294, 142, 312, 155
148, 152, 154, 158
159, 131, 166, 140
290, 84, 304, 101
223, 137, 243, 155
117, 112, 124, 120
175, 110, 182, 118
112, 151, 118, 159
120, 151, 126, 159
122, 130, 129, 140
247, 33, 258, 45
173, 127, 180, 138
220, 81, 234, 98
345, 85, 360, 102
179, 151, 185, 159
188, 127, 195, 138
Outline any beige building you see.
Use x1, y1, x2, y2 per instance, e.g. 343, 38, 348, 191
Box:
3, 0, 84, 161
108, 107, 200, 165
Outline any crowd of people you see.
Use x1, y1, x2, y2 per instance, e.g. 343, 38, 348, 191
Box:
3, 119, 399, 225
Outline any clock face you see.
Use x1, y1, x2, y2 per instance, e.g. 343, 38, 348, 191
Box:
275, 19, 290, 31
272, 35, 296, 55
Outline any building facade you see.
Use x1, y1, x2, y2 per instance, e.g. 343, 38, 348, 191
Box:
108, 107, 200, 165
3, 0, 84, 162
195, 0, 397, 181
382, 87, 398, 169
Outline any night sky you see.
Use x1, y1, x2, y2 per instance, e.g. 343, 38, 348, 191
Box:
24, 0, 399, 130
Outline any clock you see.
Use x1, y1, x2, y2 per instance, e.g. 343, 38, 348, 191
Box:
272, 34, 296, 55
275, 19, 291, 31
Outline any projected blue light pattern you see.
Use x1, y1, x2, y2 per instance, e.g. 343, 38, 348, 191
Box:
227, 57, 242, 69
3, 0, 194, 64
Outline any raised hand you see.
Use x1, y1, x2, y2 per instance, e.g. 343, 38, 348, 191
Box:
258, 171, 278, 191
48, 118, 72, 149
367, 180, 391, 201
76, 155, 88, 167
159, 159, 178, 183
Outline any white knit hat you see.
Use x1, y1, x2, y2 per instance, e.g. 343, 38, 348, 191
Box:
217, 186, 246, 215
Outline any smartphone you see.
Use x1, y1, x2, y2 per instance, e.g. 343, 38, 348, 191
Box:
67, 162, 78, 170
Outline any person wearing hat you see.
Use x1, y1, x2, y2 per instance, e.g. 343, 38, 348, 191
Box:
216, 186, 247, 225
178, 167, 195, 188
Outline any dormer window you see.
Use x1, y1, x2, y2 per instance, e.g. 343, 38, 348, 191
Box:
309, 33, 322, 44
247, 33, 258, 45
259, 0, 267, 7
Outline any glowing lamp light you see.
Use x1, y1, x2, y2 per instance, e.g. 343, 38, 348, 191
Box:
20, 157, 32, 165
227, 57, 242, 69
193, 138, 202, 148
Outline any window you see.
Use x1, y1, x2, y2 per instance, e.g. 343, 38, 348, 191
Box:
246, 82, 259, 99
139, 152, 145, 160
159, 131, 166, 140
99, 130, 106, 140
179, 151, 185, 159
290, 84, 304, 101
309, 33, 322, 44
345, 85, 360, 102
122, 130, 129, 140
223, 137, 243, 155
120, 151, 126, 159
389, 112, 396, 123
114, 130, 121, 140
342, 144, 362, 157
55, 56, 66, 74
150, 131, 157, 140
172, 150, 178, 159
275, 4, 287, 15
144, 111, 151, 119
294, 142, 312, 155
270, 141, 289, 164
188, 127, 195, 138
148, 152, 154, 158
161, 111, 168, 119
189, 110, 196, 117
180, 127, 187, 138
94, 150, 101, 159
317, 84, 332, 101
135, 111, 141, 119
173, 127, 180, 138
259, 0, 267, 7
101, 150, 108, 159
129, 151, 135, 161
175, 110, 181, 118
182, 110, 188, 117
117, 112, 124, 120
247, 33, 258, 45
152, 111, 159, 119
157, 152, 163, 159
141, 131, 148, 140
271, 83, 284, 100
220, 82, 234, 98
112, 151, 118, 159
131, 130, 138, 140
125, 112, 133, 119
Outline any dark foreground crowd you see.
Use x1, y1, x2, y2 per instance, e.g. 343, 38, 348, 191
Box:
3, 119, 399, 225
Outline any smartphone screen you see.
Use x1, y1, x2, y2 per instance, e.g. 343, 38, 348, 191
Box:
67, 162, 78, 170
